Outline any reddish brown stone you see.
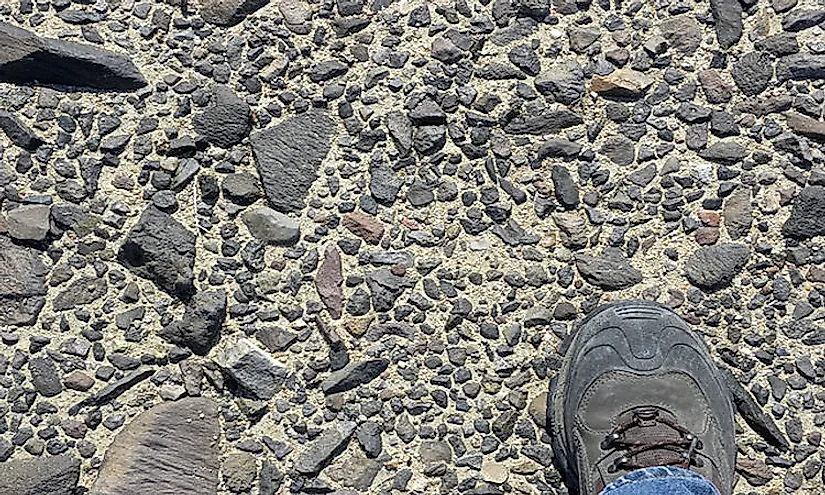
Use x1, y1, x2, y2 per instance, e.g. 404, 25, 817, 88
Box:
695, 227, 720, 245
342, 212, 384, 245
316, 246, 344, 319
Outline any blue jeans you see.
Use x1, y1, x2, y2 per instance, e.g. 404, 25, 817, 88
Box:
601, 467, 721, 495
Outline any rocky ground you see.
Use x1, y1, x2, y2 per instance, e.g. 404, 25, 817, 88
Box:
0, 0, 824, 493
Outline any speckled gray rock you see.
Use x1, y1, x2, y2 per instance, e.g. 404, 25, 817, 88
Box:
242, 207, 301, 245
782, 186, 825, 240
118, 206, 196, 300
684, 243, 750, 290
295, 421, 357, 475
731, 52, 773, 96
90, 398, 220, 495
29, 356, 62, 397
160, 290, 227, 355
710, 0, 743, 48
251, 110, 336, 213
215, 338, 289, 400
193, 85, 252, 148
4, 204, 50, 241
575, 248, 643, 290
0, 21, 146, 90
0, 237, 46, 326
0, 454, 80, 495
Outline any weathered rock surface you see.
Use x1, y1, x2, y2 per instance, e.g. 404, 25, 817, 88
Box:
782, 186, 825, 239
0, 455, 80, 495
251, 110, 336, 213
160, 290, 227, 355
118, 206, 196, 300
193, 85, 252, 148
575, 249, 643, 290
215, 338, 289, 400
685, 244, 750, 290
90, 398, 220, 495
294, 421, 357, 475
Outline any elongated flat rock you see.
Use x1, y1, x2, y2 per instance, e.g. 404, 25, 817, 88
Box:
91, 398, 220, 495
0, 21, 146, 91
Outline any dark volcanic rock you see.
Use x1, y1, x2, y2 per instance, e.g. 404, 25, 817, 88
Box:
161, 290, 227, 355
731, 52, 774, 96
782, 186, 825, 240
0, 454, 80, 495
295, 421, 357, 476
90, 398, 220, 495
710, 0, 743, 49
366, 269, 416, 312
786, 112, 825, 141
782, 8, 825, 32
251, 110, 336, 213
503, 108, 583, 135
684, 243, 750, 290
53, 276, 107, 311
775, 54, 825, 81
29, 357, 62, 397
718, 367, 789, 451
193, 85, 251, 148
575, 248, 643, 290
0, 21, 146, 90
119, 207, 196, 300
0, 235, 47, 326
551, 165, 579, 209
322, 358, 390, 394
699, 141, 747, 164
201, 0, 269, 26
0, 110, 44, 150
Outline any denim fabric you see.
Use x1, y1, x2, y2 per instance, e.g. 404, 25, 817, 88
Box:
601, 466, 722, 495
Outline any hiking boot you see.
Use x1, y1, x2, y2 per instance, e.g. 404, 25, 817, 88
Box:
548, 301, 736, 495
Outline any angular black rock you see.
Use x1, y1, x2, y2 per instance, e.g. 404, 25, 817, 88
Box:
0, 21, 146, 90
251, 110, 336, 213
321, 358, 390, 394
718, 366, 789, 451
160, 290, 227, 355
0, 110, 44, 150
782, 186, 825, 240
710, 0, 742, 49
118, 206, 196, 300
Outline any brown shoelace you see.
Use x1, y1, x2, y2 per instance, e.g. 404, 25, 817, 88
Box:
601, 408, 703, 473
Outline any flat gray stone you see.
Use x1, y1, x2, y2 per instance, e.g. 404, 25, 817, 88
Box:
322, 358, 390, 394
294, 421, 357, 475
575, 248, 642, 290
241, 207, 300, 245
250, 110, 336, 213
90, 398, 220, 495
4, 204, 50, 241
52, 276, 107, 312
160, 290, 227, 355
0, 454, 80, 495
684, 243, 750, 290
215, 338, 289, 400
0, 110, 43, 150
0, 235, 47, 326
